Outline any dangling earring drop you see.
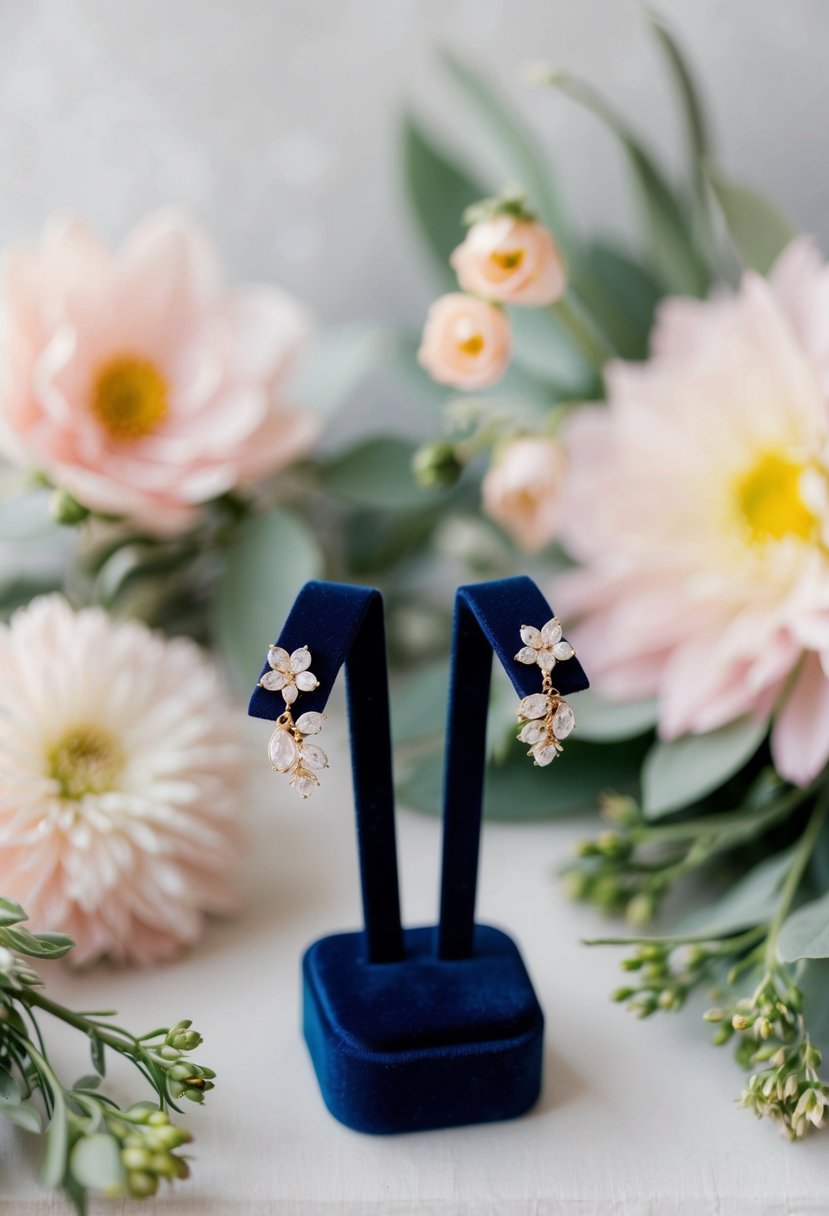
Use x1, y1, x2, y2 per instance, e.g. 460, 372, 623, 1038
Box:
513, 618, 576, 766
258, 644, 329, 798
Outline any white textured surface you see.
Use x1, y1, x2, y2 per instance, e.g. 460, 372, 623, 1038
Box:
3, 720, 829, 1214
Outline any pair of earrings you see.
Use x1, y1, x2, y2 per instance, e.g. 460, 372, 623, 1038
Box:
257, 618, 577, 798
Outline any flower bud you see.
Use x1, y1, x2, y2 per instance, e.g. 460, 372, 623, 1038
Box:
625, 892, 656, 927
412, 442, 463, 490
122, 1147, 153, 1171
418, 294, 511, 391
50, 489, 90, 526
450, 212, 566, 306
128, 1170, 159, 1198
611, 986, 635, 1003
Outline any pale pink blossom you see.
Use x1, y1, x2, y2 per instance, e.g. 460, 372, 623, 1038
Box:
451, 215, 566, 306
556, 240, 829, 785
0, 595, 247, 965
0, 210, 317, 535
418, 293, 511, 390
482, 435, 565, 552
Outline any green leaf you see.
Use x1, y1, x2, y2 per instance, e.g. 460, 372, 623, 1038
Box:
779, 889, 829, 962
0, 1068, 21, 1106
546, 72, 708, 295
294, 323, 391, 420
674, 848, 794, 938
401, 112, 486, 287
507, 306, 599, 396
642, 715, 768, 818
212, 508, 323, 694
40, 1087, 68, 1188
574, 689, 658, 743
322, 437, 436, 511
647, 9, 709, 172
578, 242, 663, 359
437, 47, 572, 253
89, 1032, 105, 1077
704, 164, 795, 274
0, 896, 27, 927
72, 1075, 101, 1093
69, 1133, 125, 1193
3, 1100, 42, 1133
0, 926, 74, 958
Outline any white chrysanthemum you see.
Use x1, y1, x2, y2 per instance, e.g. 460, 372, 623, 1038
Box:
0, 596, 246, 965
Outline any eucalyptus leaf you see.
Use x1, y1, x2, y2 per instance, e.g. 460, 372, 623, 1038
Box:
642, 715, 768, 819
3, 1101, 42, 1133
212, 508, 323, 693
578, 242, 663, 359
508, 306, 598, 396
89, 1033, 105, 1077
779, 890, 829, 962
673, 848, 794, 938
72, 1075, 101, 1092
437, 47, 572, 254
0, 896, 26, 927
704, 164, 795, 274
40, 1088, 68, 1189
0, 1068, 21, 1106
647, 10, 709, 171
69, 1133, 125, 1192
294, 322, 391, 420
322, 437, 435, 511
402, 112, 486, 287
574, 688, 658, 743
0, 926, 74, 958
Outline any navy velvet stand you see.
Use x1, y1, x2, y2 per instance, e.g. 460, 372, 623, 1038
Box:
248, 578, 589, 1135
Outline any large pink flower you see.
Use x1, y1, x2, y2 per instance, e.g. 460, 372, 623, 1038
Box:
556, 239, 829, 786
0, 210, 317, 534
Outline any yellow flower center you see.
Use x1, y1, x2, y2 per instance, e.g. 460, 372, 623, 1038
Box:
48, 725, 124, 800
735, 451, 816, 544
457, 333, 485, 356
490, 248, 525, 271
91, 354, 168, 442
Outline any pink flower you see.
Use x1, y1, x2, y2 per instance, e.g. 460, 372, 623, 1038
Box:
0, 210, 317, 535
556, 239, 829, 786
0, 595, 247, 965
482, 435, 565, 552
451, 215, 566, 306
417, 293, 511, 390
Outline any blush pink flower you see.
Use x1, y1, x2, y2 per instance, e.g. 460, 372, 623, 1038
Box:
418, 293, 511, 390
482, 435, 565, 552
556, 239, 829, 786
0, 210, 317, 535
0, 595, 247, 965
451, 215, 566, 306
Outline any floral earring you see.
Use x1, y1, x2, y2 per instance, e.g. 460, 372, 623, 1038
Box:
514, 618, 576, 766
258, 645, 329, 798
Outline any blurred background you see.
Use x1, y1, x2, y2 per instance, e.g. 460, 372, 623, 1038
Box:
2, 0, 826, 440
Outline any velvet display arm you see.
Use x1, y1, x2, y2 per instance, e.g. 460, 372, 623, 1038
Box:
248, 580, 403, 964
437, 577, 590, 960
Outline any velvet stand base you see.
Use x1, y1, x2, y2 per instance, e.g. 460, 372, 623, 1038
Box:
302, 924, 544, 1134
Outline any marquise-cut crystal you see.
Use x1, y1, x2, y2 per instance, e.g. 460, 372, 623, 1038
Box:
518, 693, 549, 721
295, 670, 319, 692
292, 772, 319, 799
295, 711, 324, 735
282, 683, 298, 705
301, 742, 328, 770
518, 721, 546, 745
537, 648, 556, 671
268, 646, 290, 671
531, 741, 559, 767
259, 669, 287, 691
552, 701, 575, 739
541, 619, 562, 646
520, 625, 542, 648
514, 646, 538, 665
268, 727, 297, 772
552, 640, 575, 661
290, 646, 312, 673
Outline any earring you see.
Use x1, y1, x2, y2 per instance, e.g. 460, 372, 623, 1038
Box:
513, 618, 576, 767
258, 644, 329, 798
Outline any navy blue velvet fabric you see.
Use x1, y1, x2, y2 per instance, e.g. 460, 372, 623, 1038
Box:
248, 577, 587, 1134
438, 578, 589, 958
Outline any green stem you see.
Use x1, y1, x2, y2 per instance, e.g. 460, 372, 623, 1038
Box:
642, 783, 815, 846
765, 789, 829, 969
23, 988, 141, 1056
550, 293, 614, 374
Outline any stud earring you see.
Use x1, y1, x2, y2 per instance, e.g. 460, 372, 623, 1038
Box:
513, 618, 576, 766
258, 644, 328, 798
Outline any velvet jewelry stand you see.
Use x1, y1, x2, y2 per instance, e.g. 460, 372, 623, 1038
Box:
248, 577, 589, 1134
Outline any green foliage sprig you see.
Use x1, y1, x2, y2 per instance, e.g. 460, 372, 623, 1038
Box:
0, 896, 213, 1211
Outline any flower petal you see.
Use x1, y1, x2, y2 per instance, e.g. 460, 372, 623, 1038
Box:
290, 647, 312, 673
259, 670, 286, 692
537, 649, 557, 671
268, 646, 291, 672
552, 640, 575, 661
282, 682, 298, 705
520, 625, 542, 649
772, 652, 829, 786
295, 670, 319, 692
514, 646, 538, 665
541, 619, 562, 645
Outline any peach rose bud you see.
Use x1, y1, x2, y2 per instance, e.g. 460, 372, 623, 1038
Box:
451, 214, 566, 306
417, 293, 511, 390
482, 434, 565, 552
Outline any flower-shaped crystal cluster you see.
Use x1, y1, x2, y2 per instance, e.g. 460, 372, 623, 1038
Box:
514, 617, 576, 766
259, 645, 319, 705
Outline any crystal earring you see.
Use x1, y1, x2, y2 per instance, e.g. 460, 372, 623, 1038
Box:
513, 618, 576, 767
258, 644, 329, 798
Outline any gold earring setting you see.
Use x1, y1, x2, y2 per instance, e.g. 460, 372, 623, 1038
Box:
259, 644, 328, 798
514, 618, 576, 766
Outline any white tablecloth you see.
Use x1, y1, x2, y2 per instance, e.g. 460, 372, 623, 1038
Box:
3, 719, 829, 1215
